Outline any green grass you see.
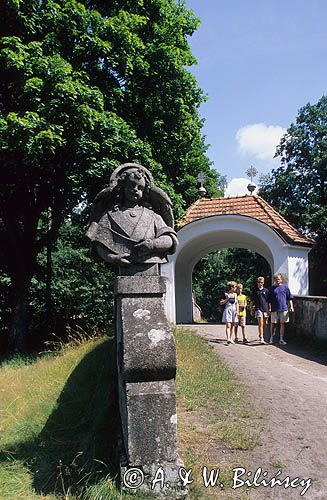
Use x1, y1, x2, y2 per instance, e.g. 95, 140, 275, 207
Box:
0, 328, 263, 499
270, 460, 286, 470
0, 336, 128, 499
175, 327, 263, 499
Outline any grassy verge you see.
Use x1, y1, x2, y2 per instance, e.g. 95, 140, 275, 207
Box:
0, 335, 124, 500
0, 328, 263, 499
176, 328, 263, 499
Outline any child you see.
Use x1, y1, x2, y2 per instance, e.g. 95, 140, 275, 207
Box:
235, 283, 248, 344
251, 276, 270, 344
268, 274, 294, 345
220, 281, 239, 344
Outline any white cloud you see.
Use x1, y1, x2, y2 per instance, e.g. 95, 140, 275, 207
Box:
236, 123, 286, 161
224, 178, 258, 197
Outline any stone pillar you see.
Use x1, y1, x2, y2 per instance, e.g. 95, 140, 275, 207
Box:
115, 264, 186, 497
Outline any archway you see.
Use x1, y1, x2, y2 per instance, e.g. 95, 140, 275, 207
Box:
192, 247, 271, 323
162, 212, 312, 324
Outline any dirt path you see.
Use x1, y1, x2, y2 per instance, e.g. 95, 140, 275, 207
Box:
181, 324, 327, 500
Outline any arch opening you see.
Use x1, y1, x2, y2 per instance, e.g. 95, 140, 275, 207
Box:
192, 247, 272, 323
162, 214, 311, 325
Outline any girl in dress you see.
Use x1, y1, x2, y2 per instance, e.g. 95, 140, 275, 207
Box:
220, 281, 239, 344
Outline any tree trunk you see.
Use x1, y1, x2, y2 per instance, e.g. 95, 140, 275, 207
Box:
8, 277, 31, 354
45, 208, 53, 337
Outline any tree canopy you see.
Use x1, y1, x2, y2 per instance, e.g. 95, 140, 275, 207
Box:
0, 0, 223, 352
259, 95, 327, 293
193, 249, 271, 322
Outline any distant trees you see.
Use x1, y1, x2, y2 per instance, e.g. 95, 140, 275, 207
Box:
259, 96, 327, 294
193, 249, 271, 322
0, 0, 223, 352
27, 217, 115, 348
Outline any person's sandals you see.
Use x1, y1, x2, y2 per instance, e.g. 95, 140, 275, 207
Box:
243, 338, 249, 344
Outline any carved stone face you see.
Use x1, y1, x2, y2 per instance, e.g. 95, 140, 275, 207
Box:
123, 174, 146, 205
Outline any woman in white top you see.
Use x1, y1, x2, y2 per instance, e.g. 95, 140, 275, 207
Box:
220, 281, 239, 344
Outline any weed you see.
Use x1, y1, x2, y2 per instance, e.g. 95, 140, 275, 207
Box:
271, 460, 286, 469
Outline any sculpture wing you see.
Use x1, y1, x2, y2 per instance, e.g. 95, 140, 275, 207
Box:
148, 186, 174, 228
89, 186, 114, 223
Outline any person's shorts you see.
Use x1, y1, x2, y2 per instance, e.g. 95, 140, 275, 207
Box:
271, 311, 289, 323
222, 308, 238, 324
255, 310, 269, 319
238, 316, 246, 327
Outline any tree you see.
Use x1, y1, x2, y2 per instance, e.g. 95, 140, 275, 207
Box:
259, 95, 327, 294
0, 0, 223, 352
29, 218, 115, 347
193, 249, 271, 322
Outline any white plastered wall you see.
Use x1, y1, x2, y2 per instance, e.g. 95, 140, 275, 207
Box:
161, 215, 311, 324
287, 248, 310, 295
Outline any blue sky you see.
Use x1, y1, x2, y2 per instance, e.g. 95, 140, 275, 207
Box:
184, 0, 327, 196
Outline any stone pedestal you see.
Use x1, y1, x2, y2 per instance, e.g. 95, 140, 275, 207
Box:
115, 265, 186, 497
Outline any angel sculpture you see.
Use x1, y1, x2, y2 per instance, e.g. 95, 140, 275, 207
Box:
86, 163, 178, 266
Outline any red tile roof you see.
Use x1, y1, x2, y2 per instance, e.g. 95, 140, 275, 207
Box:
178, 195, 313, 247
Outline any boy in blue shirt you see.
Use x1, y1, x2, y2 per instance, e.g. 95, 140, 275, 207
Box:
251, 276, 269, 344
268, 274, 294, 345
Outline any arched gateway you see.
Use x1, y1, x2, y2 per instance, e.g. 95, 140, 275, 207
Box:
162, 195, 313, 324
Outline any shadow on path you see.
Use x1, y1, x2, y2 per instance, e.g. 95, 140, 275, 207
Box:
185, 323, 327, 367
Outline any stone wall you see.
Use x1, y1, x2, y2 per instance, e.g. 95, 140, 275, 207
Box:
292, 296, 327, 340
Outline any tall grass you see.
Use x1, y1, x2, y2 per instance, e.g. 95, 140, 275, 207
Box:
0, 328, 263, 499
0, 336, 123, 499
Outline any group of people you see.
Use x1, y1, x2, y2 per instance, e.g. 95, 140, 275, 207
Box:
219, 274, 294, 346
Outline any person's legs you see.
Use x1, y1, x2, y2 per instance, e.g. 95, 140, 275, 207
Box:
241, 325, 248, 343
256, 311, 266, 343
279, 322, 285, 338
279, 320, 287, 345
230, 323, 235, 343
276, 311, 289, 345
226, 323, 232, 343
263, 316, 268, 332
262, 316, 268, 342
270, 312, 277, 343
234, 322, 239, 341
257, 316, 263, 338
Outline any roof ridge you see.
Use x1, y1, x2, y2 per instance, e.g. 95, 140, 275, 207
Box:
198, 195, 252, 201
178, 195, 313, 246
254, 195, 282, 227
223, 194, 252, 201
256, 195, 313, 241
185, 198, 201, 215
176, 198, 202, 227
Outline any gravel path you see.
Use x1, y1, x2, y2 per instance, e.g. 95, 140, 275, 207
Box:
181, 323, 327, 500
